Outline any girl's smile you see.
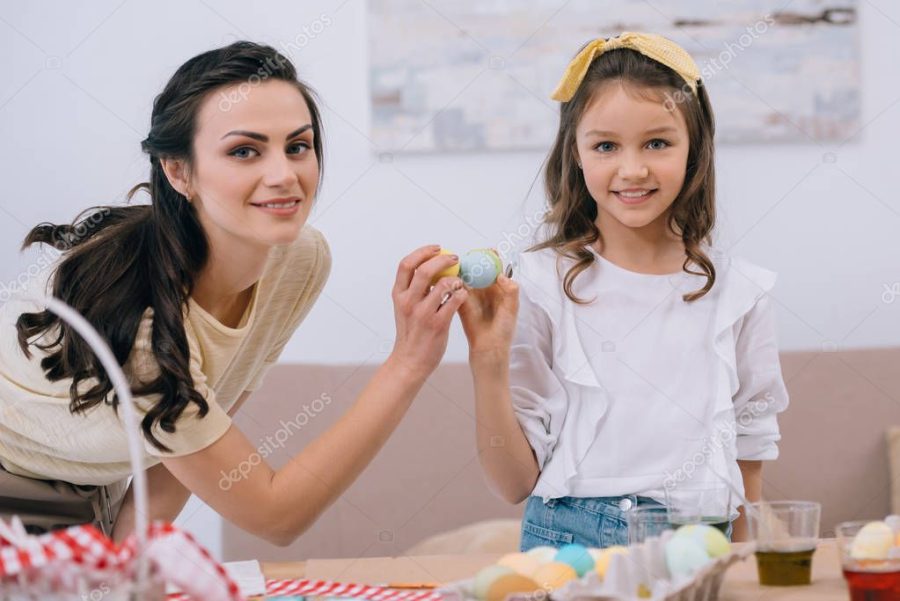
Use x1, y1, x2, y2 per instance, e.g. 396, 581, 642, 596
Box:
576, 82, 689, 232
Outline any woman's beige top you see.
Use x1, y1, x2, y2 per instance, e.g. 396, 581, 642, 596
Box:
0, 225, 330, 486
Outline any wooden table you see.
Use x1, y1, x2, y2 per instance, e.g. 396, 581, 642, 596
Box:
261, 540, 851, 600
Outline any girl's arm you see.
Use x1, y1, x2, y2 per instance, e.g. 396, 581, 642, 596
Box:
155, 247, 466, 546
460, 276, 541, 504
731, 459, 762, 542
470, 348, 541, 503
731, 287, 788, 542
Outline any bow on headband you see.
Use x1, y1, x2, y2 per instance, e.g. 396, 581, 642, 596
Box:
551, 31, 701, 102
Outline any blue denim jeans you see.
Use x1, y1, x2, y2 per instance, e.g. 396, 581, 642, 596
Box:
520, 495, 734, 550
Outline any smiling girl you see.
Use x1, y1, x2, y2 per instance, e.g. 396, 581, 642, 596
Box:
0, 42, 467, 544
460, 33, 789, 548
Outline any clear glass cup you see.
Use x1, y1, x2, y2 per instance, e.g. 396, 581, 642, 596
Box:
664, 482, 733, 535
627, 505, 673, 544
747, 501, 820, 586
835, 520, 900, 601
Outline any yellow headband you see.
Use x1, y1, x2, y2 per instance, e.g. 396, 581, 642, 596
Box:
551, 32, 701, 102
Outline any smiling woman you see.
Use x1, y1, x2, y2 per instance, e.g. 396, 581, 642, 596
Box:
0, 41, 468, 546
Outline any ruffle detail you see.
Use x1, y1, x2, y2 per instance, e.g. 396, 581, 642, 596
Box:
517, 249, 609, 495
711, 255, 778, 413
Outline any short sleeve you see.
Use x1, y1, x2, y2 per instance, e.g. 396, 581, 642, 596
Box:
732, 293, 789, 460
245, 230, 332, 392
140, 318, 232, 457
509, 272, 570, 470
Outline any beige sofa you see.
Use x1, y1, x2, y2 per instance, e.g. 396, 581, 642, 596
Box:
222, 348, 900, 561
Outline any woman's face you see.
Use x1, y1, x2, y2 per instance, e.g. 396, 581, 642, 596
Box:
575, 82, 690, 233
187, 79, 319, 250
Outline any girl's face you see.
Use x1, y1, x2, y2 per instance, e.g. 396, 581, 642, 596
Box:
188, 79, 318, 250
575, 83, 690, 233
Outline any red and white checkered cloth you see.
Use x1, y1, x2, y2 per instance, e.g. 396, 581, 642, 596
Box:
0, 520, 243, 600
169, 578, 444, 601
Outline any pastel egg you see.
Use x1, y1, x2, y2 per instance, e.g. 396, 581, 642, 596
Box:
851, 521, 894, 560
460, 249, 502, 289
554, 543, 594, 577
496, 552, 540, 576
525, 545, 559, 564
473, 565, 515, 600
431, 248, 461, 285
531, 561, 578, 590
594, 546, 629, 578
485, 573, 540, 601
665, 536, 710, 577
675, 524, 731, 558
886, 515, 900, 535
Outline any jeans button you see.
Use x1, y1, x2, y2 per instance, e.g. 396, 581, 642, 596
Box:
618, 498, 633, 511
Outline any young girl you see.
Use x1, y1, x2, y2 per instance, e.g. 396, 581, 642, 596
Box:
460, 32, 788, 548
0, 41, 468, 543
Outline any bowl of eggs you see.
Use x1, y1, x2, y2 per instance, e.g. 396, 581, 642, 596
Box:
440, 524, 752, 601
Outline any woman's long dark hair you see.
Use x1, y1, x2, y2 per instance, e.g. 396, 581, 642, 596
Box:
16, 42, 324, 451
534, 44, 717, 303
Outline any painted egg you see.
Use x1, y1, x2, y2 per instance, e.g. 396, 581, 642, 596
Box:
850, 521, 894, 560
472, 565, 515, 600
496, 552, 540, 577
675, 524, 731, 558
531, 561, 578, 590
554, 543, 594, 577
459, 249, 502, 289
665, 535, 710, 577
431, 248, 461, 285
485, 573, 540, 601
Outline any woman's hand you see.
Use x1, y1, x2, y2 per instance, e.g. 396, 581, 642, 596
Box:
388, 245, 468, 380
459, 273, 520, 357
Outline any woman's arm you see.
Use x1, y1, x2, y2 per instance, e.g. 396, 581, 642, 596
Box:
111, 391, 254, 542
731, 459, 762, 542
112, 462, 192, 543
160, 247, 467, 546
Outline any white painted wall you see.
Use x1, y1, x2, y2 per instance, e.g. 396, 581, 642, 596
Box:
1, 0, 898, 559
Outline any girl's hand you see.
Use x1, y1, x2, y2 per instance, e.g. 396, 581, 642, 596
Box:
388, 245, 468, 380
458, 273, 519, 357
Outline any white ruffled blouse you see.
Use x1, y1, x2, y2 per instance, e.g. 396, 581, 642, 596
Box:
510, 246, 789, 508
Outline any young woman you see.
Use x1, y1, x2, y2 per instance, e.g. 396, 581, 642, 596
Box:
0, 41, 468, 545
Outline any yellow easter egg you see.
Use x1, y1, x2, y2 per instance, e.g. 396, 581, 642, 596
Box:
431, 248, 460, 285
594, 546, 629, 578
485, 573, 540, 601
473, 565, 515, 600
496, 552, 540, 577
531, 561, 578, 590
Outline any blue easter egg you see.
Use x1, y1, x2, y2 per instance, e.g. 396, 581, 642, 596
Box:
459, 250, 501, 289
553, 543, 595, 577
664, 535, 710, 577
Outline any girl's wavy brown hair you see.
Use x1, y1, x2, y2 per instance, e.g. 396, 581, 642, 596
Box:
532, 46, 717, 303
